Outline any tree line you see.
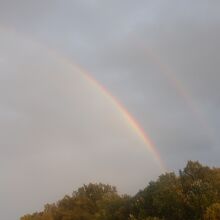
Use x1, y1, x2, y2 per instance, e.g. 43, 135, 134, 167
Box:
20, 161, 220, 220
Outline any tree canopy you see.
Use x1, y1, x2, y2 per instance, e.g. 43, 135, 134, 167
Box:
20, 161, 220, 220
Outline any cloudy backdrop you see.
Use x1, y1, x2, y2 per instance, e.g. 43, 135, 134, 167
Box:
0, 1, 220, 219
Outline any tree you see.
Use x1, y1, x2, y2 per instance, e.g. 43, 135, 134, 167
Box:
204, 203, 220, 220
132, 173, 185, 220
20, 161, 220, 220
179, 161, 220, 219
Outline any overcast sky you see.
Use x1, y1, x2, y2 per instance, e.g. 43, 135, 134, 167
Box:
0, 1, 220, 219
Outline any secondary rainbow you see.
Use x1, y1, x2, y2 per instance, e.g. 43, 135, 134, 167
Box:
139, 43, 217, 145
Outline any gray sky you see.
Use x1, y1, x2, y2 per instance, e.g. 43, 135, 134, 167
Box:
0, 1, 220, 219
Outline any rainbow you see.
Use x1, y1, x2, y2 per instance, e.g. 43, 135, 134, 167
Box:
0, 26, 169, 171
138, 43, 217, 145
75, 66, 167, 172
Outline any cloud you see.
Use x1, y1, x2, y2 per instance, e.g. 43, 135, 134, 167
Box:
0, 1, 220, 219
0, 27, 159, 220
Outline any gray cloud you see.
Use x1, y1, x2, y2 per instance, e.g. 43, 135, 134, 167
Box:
0, 1, 220, 219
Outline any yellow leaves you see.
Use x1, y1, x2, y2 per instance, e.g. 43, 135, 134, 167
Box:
204, 203, 220, 220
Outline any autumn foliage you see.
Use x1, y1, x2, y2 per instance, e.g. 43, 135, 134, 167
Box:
20, 161, 220, 220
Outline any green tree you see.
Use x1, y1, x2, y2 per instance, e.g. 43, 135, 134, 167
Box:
179, 161, 220, 219
133, 173, 185, 220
